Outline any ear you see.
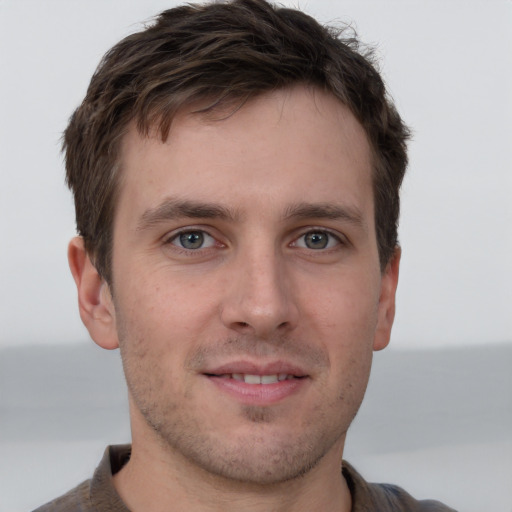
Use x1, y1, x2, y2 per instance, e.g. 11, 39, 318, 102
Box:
373, 247, 401, 352
68, 237, 119, 350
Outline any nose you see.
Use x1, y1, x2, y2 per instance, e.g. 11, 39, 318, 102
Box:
220, 246, 299, 339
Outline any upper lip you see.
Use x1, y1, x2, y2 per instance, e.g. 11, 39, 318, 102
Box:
202, 360, 309, 377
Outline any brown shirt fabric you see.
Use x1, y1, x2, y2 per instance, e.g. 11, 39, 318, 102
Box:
33, 445, 457, 512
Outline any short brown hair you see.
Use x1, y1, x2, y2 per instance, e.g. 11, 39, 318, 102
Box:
64, 0, 410, 283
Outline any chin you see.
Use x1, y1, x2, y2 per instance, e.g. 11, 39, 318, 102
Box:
156, 415, 346, 486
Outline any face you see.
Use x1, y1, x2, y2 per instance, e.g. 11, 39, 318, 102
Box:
100, 86, 398, 484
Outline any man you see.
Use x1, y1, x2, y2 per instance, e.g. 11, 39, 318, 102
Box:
35, 0, 456, 510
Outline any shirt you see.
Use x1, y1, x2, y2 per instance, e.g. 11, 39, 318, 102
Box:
33, 445, 457, 511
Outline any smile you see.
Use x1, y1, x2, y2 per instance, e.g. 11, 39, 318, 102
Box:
216, 373, 298, 384
204, 369, 308, 405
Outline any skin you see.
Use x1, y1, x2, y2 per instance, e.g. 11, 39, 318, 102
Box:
69, 85, 400, 511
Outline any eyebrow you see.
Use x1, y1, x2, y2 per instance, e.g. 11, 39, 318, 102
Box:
137, 198, 366, 232
283, 202, 366, 229
137, 198, 240, 231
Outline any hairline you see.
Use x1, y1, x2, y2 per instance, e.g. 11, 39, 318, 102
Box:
94, 84, 394, 287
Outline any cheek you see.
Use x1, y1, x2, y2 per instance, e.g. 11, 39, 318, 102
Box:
113, 270, 222, 376
308, 274, 380, 340
118, 266, 214, 324
306, 273, 379, 382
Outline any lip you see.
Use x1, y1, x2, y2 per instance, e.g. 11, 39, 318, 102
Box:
203, 360, 308, 377
201, 360, 310, 406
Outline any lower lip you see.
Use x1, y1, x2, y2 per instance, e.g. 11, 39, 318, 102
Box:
205, 376, 308, 405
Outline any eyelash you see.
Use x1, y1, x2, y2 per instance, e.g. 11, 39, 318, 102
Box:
164, 228, 220, 253
163, 227, 345, 253
292, 229, 344, 250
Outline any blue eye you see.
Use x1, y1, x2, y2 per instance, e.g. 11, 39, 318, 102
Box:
171, 231, 215, 250
295, 231, 340, 250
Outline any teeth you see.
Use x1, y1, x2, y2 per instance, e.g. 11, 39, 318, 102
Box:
229, 374, 293, 384
244, 374, 262, 384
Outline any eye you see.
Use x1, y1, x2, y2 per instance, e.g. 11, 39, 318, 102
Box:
169, 230, 216, 250
294, 230, 340, 250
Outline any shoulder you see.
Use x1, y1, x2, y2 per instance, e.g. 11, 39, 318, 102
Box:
376, 482, 458, 511
343, 461, 458, 512
31, 445, 131, 512
32, 479, 92, 512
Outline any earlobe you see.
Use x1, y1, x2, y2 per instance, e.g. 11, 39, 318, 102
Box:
373, 247, 401, 352
68, 237, 119, 350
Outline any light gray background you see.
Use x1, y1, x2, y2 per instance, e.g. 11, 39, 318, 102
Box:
0, 1, 511, 511
1, 0, 511, 351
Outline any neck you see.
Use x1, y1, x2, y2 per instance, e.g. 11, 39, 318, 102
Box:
113, 416, 352, 512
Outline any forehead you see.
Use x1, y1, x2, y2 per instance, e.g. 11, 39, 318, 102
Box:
116, 86, 374, 224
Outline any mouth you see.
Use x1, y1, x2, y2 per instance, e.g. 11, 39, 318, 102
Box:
205, 373, 304, 384
201, 363, 309, 405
